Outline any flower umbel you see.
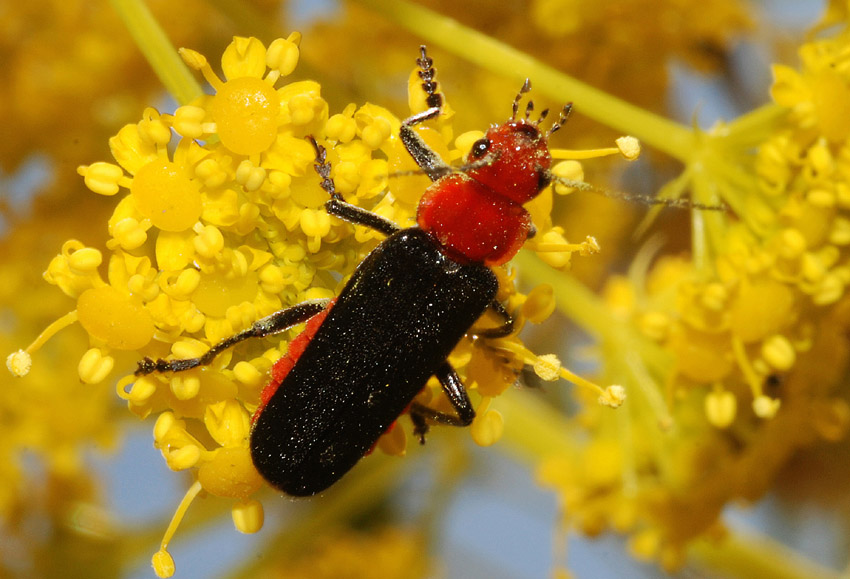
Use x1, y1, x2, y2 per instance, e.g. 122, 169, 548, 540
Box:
532, 19, 850, 573
10, 34, 620, 576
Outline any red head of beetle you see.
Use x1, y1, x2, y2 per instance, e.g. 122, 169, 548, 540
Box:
417, 111, 562, 267
465, 120, 553, 205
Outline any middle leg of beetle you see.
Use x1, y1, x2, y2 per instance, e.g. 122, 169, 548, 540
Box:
399, 46, 452, 182
473, 300, 516, 339
135, 300, 330, 376
410, 361, 475, 444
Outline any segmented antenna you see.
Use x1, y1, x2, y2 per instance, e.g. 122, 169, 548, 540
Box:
549, 175, 726, 211
416, 45, 441, 110
546, 103, 573, 138
511, 79, 532, 120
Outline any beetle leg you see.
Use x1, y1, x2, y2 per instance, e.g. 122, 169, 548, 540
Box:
135, 299, 331, 376
399, 46, 453, 182
410, 361, 475, 444
308, 136, 400, 236
473, 299, 515, 339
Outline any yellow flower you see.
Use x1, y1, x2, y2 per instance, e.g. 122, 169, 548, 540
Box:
11, 32, 615, 576
533, 13, 850, 573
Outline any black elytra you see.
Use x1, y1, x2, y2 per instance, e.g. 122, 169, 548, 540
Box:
250, 228, 497, 496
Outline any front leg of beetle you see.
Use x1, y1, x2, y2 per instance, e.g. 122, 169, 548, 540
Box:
135, 300, 330, 376
309, 136, 400, 236
410, 361, 475, 443
399, 46, 452, 182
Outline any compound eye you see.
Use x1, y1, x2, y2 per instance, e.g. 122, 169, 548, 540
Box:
470, 138, 491, 158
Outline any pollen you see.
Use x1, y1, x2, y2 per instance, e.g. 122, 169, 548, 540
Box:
152, 549, 175, 579
704, 388, 737, 428
761, 334, 796, 371
752, 395, 781, 419
172, 105, 207, 139
471, 406, 504, 447
232, 499, 265, 534
79, 162, 126, 196
598, 385, 626, 408
266, 33, 301, 77
6, 350, 32, 377
615, 136, 641, 160
534, 353, 562, 381
78, 347, 115, 384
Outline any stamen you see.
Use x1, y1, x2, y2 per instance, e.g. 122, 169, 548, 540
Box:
551, 143, 634, 160
7, 310, 79, 377
178, 48, 224, 92
152, 480, 203, 578
491, 340, 621, 405
534, 235, 601, 256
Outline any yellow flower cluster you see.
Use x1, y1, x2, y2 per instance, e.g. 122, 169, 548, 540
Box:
261, 526, 431, 578
8, 33, 611, 576
538, 23, 850, 571
0, 0, 259, 185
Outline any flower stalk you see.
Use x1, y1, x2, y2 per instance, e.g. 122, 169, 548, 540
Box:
109, 0, 203, 105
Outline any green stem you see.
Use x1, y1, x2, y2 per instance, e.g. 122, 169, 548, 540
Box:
353, 0, 695, 160
498, 388, 580, 462
513, 251, 672, 375
109, 0, 204, 105
689, 528, 842, 579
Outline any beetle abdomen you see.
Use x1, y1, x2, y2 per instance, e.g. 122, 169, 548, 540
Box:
250, 228, 498, 495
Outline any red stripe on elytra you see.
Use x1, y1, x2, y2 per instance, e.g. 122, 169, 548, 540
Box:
251, 299, 336, 423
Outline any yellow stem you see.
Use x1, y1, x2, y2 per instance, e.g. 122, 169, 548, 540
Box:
353, 0, 695, 160
109, 0, 204, 105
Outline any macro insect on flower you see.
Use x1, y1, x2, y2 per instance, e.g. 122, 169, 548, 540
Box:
135, 45, 617, 496
7, 36, 634, 576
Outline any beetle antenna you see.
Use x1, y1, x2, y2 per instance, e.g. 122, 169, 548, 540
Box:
512, 79, 532, 120
536, 108, 550, 126
524, 99, 534, 120
547, 103, 573, 138
385, 150, 501, 182
417, 45, 442, 110
548, 174, 727, 211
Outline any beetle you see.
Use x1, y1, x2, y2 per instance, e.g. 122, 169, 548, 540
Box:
135, 46, 573, 496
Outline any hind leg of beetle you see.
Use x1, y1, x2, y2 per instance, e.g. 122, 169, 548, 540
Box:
399, 46, 452, 182
308, 136, 400, 236
410, 361, 475, 444
135, 300, 330, 376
